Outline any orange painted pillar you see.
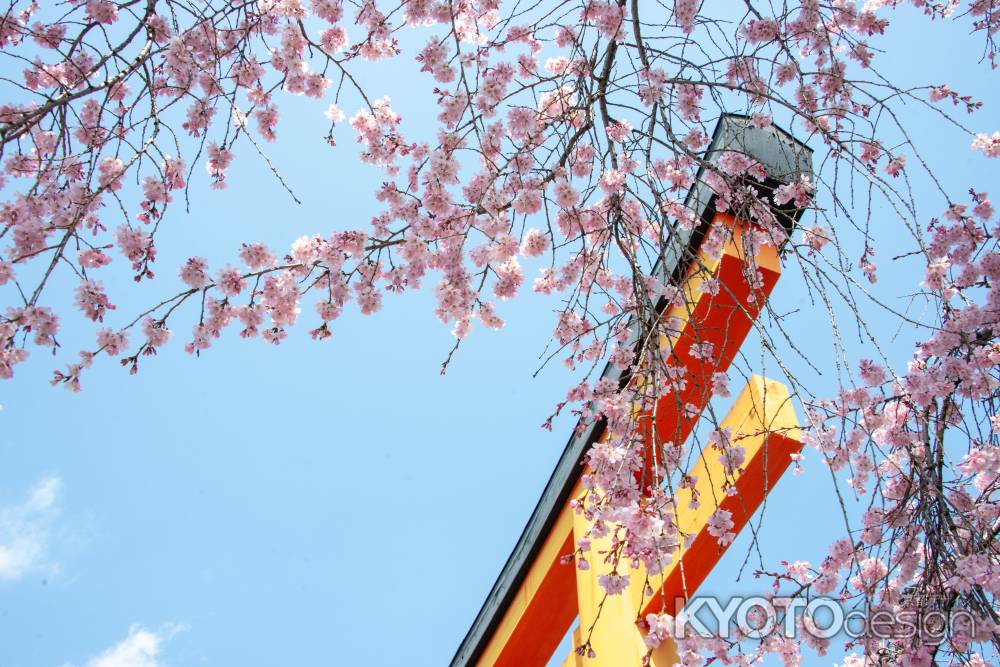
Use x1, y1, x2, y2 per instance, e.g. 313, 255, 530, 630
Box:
473, 500, 578, 667
470, 216, 799, 667
634, 212, 784, 491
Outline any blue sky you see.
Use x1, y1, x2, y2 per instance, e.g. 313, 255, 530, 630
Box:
1, 7, 998, 667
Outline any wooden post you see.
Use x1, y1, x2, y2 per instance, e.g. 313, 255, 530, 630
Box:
451, 116, 813, 667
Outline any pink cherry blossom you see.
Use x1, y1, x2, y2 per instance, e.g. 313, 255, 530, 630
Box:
520, 229, 549, 257
179, 257, 211, 289
972, 132, 1000, 157
707, 508, 735, 546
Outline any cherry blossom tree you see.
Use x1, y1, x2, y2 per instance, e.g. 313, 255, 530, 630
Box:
1, 0, 999, 664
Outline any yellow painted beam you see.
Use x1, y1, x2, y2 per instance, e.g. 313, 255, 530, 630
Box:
474, 482, 580, 667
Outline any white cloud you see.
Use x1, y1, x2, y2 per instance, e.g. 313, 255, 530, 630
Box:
0, 475, 61, 580
81, 626, 170, 667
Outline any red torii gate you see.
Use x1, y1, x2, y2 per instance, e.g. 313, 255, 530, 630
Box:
451, 115, 813, 667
